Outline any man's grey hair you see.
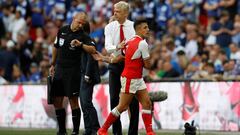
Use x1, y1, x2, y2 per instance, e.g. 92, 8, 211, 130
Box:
114, 1, 129, 13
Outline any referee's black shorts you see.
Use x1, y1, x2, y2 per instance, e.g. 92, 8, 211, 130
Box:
52, 65, 81, 97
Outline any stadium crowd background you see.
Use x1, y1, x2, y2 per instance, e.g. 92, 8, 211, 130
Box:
0, 0, 240, 84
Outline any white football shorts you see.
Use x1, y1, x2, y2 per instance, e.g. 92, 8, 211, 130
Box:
120, 76, 146, 94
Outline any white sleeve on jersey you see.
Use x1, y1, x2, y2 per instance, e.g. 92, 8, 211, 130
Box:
131, 39, 150, 60
139, 40, 150, 60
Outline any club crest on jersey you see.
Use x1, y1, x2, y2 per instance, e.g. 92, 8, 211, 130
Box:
59, 38, 65, 46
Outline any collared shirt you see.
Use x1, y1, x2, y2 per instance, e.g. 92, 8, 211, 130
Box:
104, 20, 135, 55
54, 25, 94, 68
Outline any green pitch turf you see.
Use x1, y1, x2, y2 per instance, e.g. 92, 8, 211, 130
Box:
0, 128, 239, 135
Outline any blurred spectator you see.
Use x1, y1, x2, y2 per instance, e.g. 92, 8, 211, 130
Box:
32, 38, 43, 64
15, 0, 32, 19
185, 29, 198, 60
44, 21, 58, 37
12, 65, 28, 84
177, 50, 189, 73
160, 48, 181, 77
89, 19, 105, 52
28, 62, 41, 83
174, 25, 186, 47
191, 62, 220, 80
232, 59, 240, 77
52, 0, 66, 21
30, 0, 44, 28
181, 0, 199, 23
44, 0, 55, 20
39, 60, 49, 83
66, 0, 86, 24
232, 14, 240, 46
162, 60, 180, 78
155, 0, 172, 39
218, 0, 237, 20
152, 59, 164, 80
172, 0, 184, 22
211, 11, 233, 58
223, 60, 237, 79
214, 49, 227, 73
2, 4, 14, 37
184, 63, 198, 79
0, 40, 18, 81
143, 0, 155, 30
229, 43, 240, 60
131, 0, 145, 21
166, 19, 176, 37
16, 31, 33, 76
54, 14, 65, 28
165, 37, 185, 61
9, 10, 27, 42
203, 0, 220, 18
100, 0, 113, 20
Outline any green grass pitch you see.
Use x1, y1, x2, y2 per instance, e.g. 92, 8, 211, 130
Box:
0, 128, 239, 135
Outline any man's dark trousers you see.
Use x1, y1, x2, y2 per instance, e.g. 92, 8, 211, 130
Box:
80, 76, 100, 135
80, 50, 101, 135
109, 63, 139, 135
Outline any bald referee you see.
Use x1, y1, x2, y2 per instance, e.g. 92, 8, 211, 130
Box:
49, 12, 96, 135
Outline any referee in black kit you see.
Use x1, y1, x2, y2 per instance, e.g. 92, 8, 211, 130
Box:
49, 12, 96, 135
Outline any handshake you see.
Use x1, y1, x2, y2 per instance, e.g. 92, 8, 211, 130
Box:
148, 91, 168, 102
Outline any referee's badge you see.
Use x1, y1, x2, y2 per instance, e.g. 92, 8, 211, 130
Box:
59, 38, 65, 46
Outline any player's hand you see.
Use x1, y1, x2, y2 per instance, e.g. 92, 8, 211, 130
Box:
117, 39, 126, 50
70, 39, 83, 47
49, 65, 55, 77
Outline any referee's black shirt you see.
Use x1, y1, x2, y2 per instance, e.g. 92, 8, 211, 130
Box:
54, 25, 94, 68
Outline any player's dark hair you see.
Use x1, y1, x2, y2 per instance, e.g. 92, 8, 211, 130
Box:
134, 19, 148, 30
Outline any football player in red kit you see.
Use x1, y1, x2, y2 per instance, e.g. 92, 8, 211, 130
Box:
95, 19, 155, 135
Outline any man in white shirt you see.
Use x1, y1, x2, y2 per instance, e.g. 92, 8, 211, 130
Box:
185, 30, 198, 60
9, 10, 27, 42
104, 1, 139, 135
229, 43, 240, 60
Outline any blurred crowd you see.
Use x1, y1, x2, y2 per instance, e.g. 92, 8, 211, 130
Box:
0, 0, 240, 84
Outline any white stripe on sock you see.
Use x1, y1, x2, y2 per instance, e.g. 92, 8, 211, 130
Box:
112, 107, 121, 117
142, 109, 151, 114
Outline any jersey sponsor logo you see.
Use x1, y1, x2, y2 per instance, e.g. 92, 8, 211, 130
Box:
59, 38, 65, 46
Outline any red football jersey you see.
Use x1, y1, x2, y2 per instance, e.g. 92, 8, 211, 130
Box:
121, 36, 150, 79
